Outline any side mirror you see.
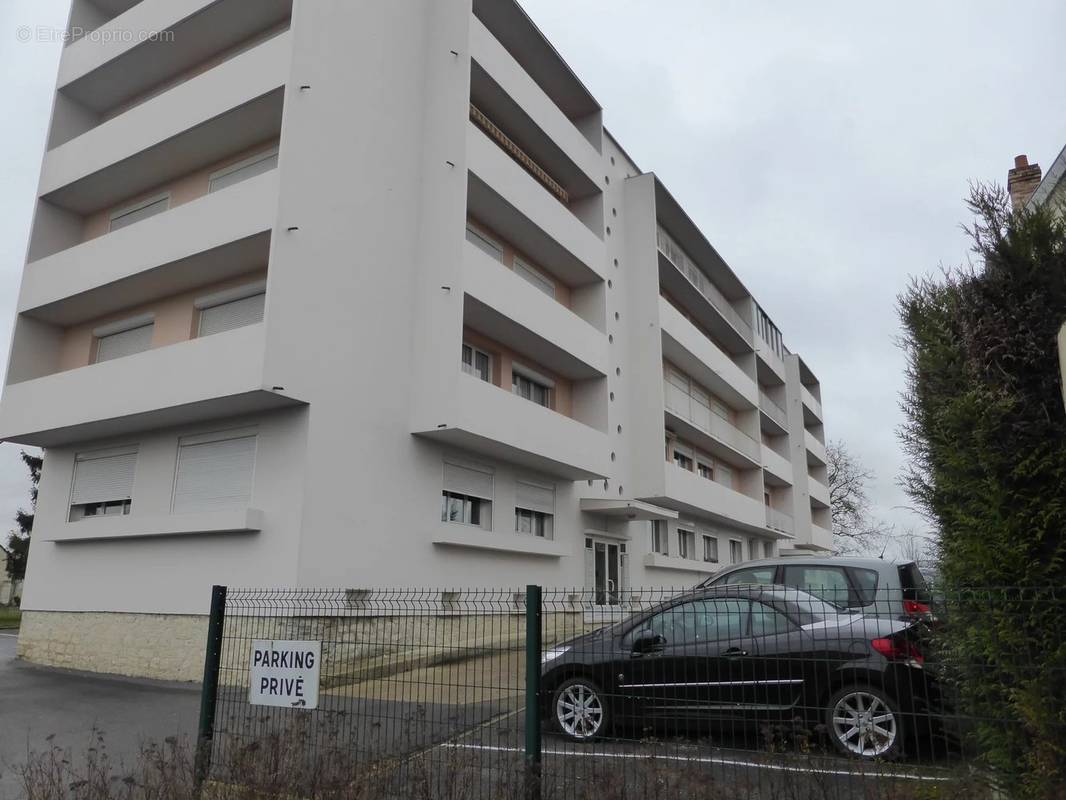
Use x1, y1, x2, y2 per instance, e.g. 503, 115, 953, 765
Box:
631, 630, 666, 655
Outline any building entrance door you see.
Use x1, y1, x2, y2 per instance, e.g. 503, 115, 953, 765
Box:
586, 537, 627, 606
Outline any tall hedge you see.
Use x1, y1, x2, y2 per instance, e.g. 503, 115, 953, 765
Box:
898, 186, 1066, 797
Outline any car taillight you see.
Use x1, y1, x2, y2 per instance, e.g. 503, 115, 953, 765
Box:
872, 637, 925, 666
903, 599, 931, 617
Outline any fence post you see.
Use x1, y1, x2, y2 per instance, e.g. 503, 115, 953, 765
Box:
524, 584, 542, 800
194, 584, 227, 789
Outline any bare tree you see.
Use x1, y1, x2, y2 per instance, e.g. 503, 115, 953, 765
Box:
826, 440, 889, 556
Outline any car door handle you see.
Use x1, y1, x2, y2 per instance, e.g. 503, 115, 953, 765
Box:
721, 647, 748, 658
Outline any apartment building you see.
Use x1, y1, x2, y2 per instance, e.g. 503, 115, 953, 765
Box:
0, 0, 830, 678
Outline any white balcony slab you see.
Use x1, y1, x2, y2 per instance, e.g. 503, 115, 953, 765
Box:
467, 123, 603, 277
47, 507, 264, 543
808, 476, 831, 508
643, 552, 721, 575
43, 32, 290, 213
659, 296, 757, 409
470, 18, 602, 192
0, 324, 302, 446
762, 445, 794, 486
413, 372, 609, 480
805, 429, 827, 466
59, 0, 291, 113
432, 524, 569, 558
653, 463, 769, 533
801, 384, 823, 421
463, 242, 607, 379
22, 171, 278, 325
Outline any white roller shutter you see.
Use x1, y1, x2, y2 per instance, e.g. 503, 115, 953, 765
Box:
198, 293, 265, 337
71, 450, 137, 505
173, 435, 256, 513
443, 462, 493, 500
208, 149, 279, 193
516, 481, 554, 514
96, 324, 153, 362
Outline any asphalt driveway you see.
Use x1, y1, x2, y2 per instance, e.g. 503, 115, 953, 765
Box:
0, 632, 201, 798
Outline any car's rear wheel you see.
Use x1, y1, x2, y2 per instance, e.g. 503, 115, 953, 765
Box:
552, 677, 608, 741
826, 686, 903, 760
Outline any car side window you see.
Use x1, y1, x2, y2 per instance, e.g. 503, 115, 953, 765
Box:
750, 602, 796, 636
644, 599, 751, 645
782, 565, 851, 608
848, 568, 879, 606
720, 567, 776, 586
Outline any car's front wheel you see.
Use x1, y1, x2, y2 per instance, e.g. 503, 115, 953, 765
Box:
552, 677, 608, 741
826, 686, 904, 760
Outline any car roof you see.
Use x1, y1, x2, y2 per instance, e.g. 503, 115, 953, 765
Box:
720, 556, 911, 570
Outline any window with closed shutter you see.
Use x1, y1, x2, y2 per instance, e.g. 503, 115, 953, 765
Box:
443, 462, 493, 500
516, 481, 554, 515
95, 324, 154, 363
208, 149, 279, 193
198, 293, 266, 337
71, 449, 137, 507
173, 434, 256, 513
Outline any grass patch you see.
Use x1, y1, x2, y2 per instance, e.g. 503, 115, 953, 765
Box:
0, 606, 21, 629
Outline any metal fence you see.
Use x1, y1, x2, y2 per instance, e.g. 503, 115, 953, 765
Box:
194, 584, 1065, 800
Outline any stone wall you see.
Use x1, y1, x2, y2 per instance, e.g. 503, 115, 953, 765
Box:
17, 610, 207, 681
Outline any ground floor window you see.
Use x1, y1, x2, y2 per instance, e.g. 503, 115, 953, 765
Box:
677, 529, 696, 560
763, 541, 775, 558
729, 539, 743, 564
650, 520, 669, 555
515, 508, 551, 537
703, 535, 719, 563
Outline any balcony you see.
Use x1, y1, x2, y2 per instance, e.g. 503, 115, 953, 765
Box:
659, 297, 757, 408
58, 0, 291, 117
469, 18, 601, 192
762, 445, 793, 485
808, 476, 831, 508
801, 384, 823, 421
412, 372, 609, 480
805, 429, 827, 466
809, 523, 834, 552
657, 225, 752, 351
41, 31, 290, 215
758, 388, 788, 433
0, 325, 302, 447
766, 507, 794, 537
20, 170, 277, 324
648, 464, 775, 535
467, 122, 603, 270
663, 386, 761, 468
462, 242, 607, 379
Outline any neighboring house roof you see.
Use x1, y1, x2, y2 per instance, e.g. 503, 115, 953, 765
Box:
1029, 140, 1066, 209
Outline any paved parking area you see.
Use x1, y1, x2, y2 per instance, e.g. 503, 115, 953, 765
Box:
0, 632, 200, 798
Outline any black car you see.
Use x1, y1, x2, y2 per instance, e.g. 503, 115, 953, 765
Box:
540, 584, 939, 760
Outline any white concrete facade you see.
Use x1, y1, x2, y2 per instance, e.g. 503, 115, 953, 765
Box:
1, 0, 831, 627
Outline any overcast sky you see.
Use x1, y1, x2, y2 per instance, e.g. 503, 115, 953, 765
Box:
0, 1, 1064, 556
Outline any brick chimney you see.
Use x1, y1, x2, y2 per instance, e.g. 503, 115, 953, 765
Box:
1007, 154, 1042, 210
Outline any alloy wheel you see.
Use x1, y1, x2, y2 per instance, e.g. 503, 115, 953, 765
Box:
556, 681, 604, 740
831, 690, 898, 758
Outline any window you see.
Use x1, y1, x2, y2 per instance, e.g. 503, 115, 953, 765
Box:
702, 535, 718, 563
697, 461, 713, 480
515, 480, 554, 539
69, 447, 137, 521
721, 566, 776, 585
716, 462, 734, 489
512, 365, 552, 408
677, 529, 695, 560
782, 565, 851, 608
465, 224, 503, 261
750, 602, 795, 636
763, 541, 775, 559
173, 430, 257, 513
729, 539, 743, 564
644, 599, 750, 645
748, 539, 758, 561
673, 450, 693, 471
196, 284, 266, 337
513, 257, 556, 298
849, 568, 880, 606
94, 316, 154, 363
461, 343, 492, 382
650, 521, 668, 555
109, 193, 169, 232
208, 147, 279, 193
442, 461, 492, 529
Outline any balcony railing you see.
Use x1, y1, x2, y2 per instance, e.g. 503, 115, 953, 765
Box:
758, 389, 788, 429
766, 507, 794, 535
470, 104, 569, 204
664, 380, 760, 462
657, 225, 752, 342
